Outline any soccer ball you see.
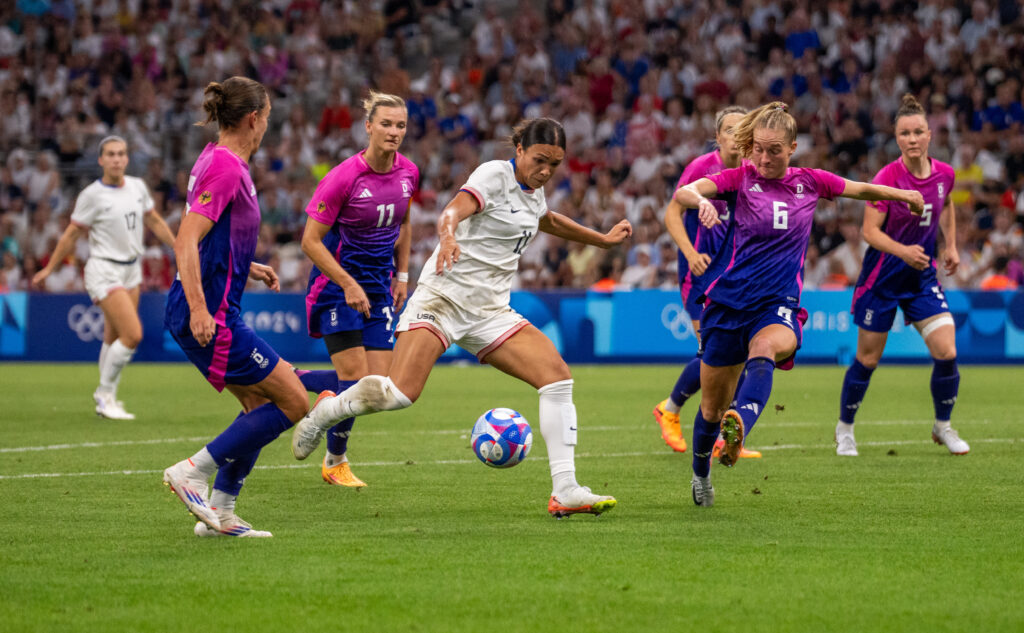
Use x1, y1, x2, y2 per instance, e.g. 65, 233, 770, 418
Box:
471, 408, 533, 468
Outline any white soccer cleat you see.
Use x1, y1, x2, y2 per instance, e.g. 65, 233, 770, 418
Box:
94, 390, 135, 420
835, 422, 858, 456
547, 485, 617, 518
292, 390, 335, 460
162, 460, 220, 531
194, 513, 272, 538
932, 423, 970, 455
691, 474, 714, 507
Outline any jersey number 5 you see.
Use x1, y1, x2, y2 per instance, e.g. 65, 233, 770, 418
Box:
376, 203, 395, 227
919, 204, 933, 227
772, 201, 788, 230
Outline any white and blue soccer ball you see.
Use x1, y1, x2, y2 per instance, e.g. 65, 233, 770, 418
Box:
471, 408, 533, 468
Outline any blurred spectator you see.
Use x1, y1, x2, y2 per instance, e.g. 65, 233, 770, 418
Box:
826, 221, 868, 285
619, 244, 657, 289
979, 254, 1018, 290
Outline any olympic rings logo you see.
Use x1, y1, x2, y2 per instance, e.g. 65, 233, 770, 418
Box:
661, 303, 695, 341
67, 304, 105, 342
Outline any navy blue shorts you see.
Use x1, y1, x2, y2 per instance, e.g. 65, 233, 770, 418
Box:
309, 293, 396, 350
700, 299, 808, 369
852, 280, 949, 332
169, 317, 280, 392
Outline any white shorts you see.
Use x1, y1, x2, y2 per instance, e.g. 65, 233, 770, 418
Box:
84, 257, 142, 303
397, 285, 528, 361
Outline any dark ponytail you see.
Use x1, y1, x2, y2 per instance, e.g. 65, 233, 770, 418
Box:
195, 76, 268, 130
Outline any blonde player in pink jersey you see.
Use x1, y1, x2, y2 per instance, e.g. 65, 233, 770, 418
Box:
668, 102, 924, 506
654, 105, 760, 460
836, 94, 968, 457
292, 118, 632, 518
295, 91, 419, 487
33, 136, 175, 420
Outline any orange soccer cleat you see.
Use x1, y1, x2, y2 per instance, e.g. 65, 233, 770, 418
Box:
652, 399, 688, 453
712, 438, 762, 460
321, 460, 367, 487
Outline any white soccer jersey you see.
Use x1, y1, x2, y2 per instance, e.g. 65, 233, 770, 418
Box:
418, 160, 547, 316
70, 176, 154, 261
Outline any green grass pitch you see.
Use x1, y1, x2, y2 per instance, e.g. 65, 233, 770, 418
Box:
1, 362, 1022, 633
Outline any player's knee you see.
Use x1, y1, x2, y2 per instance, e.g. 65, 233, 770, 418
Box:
121, 330, 143, 349
931, 348, 956, 362
748, 339, 781, 360
549, 358, 571, 383
855, 354, 880, 370
699, 403, 727, 422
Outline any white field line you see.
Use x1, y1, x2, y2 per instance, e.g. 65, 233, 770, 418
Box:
0, 437, 1015, 481
0, 419, 991, 454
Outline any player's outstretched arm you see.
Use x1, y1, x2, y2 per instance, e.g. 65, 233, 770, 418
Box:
861, 203, 930, 271
143, 208, 176, 247
538, 210, 632, 248
435, 190, 478, 274
841, 179, 925, 214
301, 216, 370, 317
31, 222, 85, 288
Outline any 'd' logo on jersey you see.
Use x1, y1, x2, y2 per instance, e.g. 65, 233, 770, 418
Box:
401, 180, 411, 197
198, 191, 212, 205
796, 183, 805, 199
938, 183, 944, 198
250, 348, 269, 369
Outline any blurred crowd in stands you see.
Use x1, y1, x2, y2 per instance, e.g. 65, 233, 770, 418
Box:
1, 0, 1023, 295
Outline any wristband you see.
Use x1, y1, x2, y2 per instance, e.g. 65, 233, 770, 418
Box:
396, 272, 409, 283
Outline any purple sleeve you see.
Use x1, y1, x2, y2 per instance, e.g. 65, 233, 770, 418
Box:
809, 168, 847, 201
706, 165, 745, 193
189, 160, 237, 223
306, 167, 351, 225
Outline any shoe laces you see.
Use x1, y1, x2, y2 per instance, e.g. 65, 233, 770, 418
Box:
940, 427, 963, 443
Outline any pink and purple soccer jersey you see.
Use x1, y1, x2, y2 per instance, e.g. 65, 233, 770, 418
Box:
852, 158, 955, 331
855, 158, 955, 298
702, 164, 846, 310
676, 151, 745, 318
304, 151, 419, 338
165, 143, 277, 391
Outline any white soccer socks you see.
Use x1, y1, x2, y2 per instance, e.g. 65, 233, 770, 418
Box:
310, 376, 412, 432
99, 339, 135, 394
538, 379, 579, 496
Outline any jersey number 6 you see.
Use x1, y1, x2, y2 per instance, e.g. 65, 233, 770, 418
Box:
772, 201, 788, 230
